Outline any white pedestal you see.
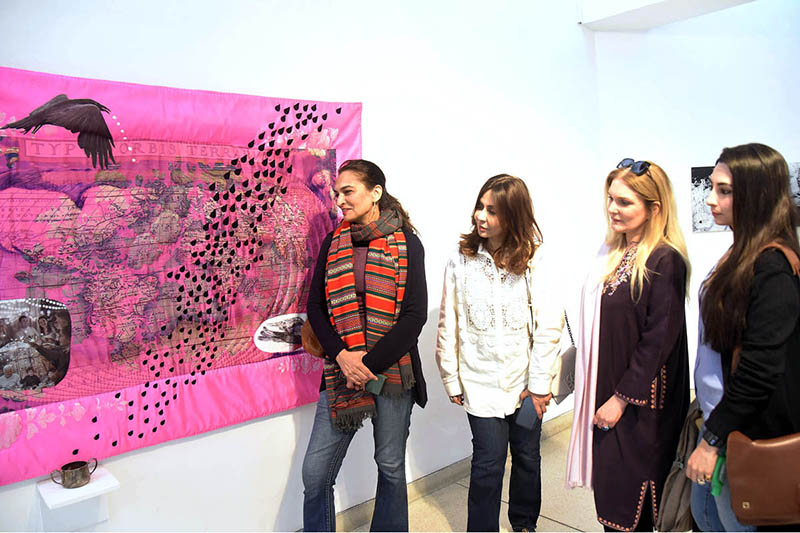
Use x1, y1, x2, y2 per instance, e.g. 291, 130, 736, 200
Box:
35, 466, 120, 531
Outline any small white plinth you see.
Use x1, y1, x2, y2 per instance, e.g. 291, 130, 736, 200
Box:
37, 466, 119, 509
35, 466, 120, 531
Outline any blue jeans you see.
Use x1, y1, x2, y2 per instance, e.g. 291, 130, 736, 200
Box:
690, 436, 755, 532
467, 408, 542, 532
302, 389, 414, 532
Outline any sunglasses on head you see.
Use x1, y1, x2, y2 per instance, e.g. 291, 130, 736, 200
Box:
617, 158, 651, 176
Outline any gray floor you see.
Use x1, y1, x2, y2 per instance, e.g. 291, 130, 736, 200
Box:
354, 427, 602, 532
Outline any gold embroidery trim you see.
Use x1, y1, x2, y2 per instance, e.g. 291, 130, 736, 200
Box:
597, 480, 657, 532
615, 390, 647, 407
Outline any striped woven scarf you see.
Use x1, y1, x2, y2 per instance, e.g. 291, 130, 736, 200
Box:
324, 211, 415, 430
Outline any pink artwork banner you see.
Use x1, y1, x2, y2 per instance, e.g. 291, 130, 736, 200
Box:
0, 67, 360, 485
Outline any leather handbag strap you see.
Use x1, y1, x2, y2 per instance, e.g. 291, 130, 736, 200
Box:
732, 242, 800, 372
762, 242, 800, 277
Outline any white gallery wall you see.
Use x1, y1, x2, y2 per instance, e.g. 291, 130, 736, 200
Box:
0, 0, 798, 530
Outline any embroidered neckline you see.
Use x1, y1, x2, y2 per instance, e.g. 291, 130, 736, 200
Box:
603, 242, 639, 295
461, 253, 526, 332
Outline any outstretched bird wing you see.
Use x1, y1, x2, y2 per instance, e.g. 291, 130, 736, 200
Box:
1, 95, 116, 169
0, 94, 69, 134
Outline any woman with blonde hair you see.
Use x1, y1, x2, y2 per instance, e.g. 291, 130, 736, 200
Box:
436, 174, 562, 531
567, 159, 691, 531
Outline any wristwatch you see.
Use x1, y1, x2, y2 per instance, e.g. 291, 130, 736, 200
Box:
702, 428, 723, 448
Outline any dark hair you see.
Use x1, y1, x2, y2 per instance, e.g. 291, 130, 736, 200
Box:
701, 143, 800, 352
39, 316, 52, 334
459, 174, 542, 276
338, 159, 416, 232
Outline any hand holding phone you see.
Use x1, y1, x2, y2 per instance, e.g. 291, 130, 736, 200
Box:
365, 374, 387, 395
516, 396, 539, 430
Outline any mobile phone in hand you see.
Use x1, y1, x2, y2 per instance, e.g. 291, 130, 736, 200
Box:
365, 374, 387, 395
516, 396, 539, 430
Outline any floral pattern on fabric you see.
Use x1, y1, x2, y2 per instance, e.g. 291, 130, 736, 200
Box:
603, 243, 639, 296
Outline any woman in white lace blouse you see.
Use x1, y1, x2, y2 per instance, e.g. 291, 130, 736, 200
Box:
435, 174, 563, 532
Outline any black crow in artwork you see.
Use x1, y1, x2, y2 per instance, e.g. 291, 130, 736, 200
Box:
1, 94, 116, 169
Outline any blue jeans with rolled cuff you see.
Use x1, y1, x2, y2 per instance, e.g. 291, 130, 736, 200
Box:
301, 389, 414, 532
466, 407, 543, 532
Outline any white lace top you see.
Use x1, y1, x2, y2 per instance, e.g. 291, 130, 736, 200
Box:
435, 243, 563, 418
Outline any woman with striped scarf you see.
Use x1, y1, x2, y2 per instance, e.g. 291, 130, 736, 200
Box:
302, 159, 427, 532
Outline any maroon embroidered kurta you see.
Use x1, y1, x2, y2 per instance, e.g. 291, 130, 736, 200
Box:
593, 245, 690, 531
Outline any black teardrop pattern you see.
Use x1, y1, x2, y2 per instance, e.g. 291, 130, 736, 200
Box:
112, 99, 345, 446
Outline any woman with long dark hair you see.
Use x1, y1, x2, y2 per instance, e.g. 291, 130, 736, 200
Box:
31, 310, 70, 380
302, 159, 427, 532
436, 174, 562, 531
37, 315, 56, 342
687, 143, 800, 531
567, 159, 691, 531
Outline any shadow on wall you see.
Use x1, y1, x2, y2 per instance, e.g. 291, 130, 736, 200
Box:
275, 401, 316, 530
403, 306, 471, 532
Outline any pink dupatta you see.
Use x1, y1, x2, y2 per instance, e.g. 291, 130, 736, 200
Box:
566, 246, 608, 489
